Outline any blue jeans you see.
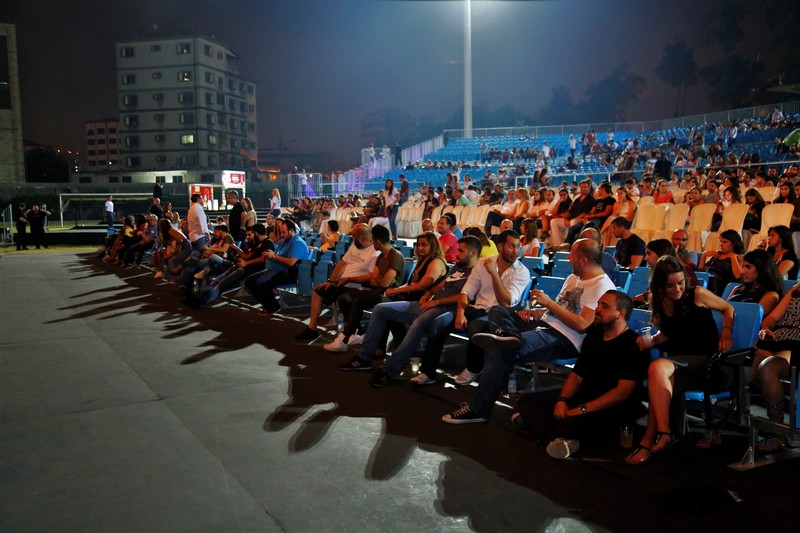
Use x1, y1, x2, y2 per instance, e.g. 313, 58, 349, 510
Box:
359, 301, 420, 362
191, 236, 208, 251
418, 306, 487, 377
468, 306, 578, 419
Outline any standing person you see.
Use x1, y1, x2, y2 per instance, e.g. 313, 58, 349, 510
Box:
242, 197, 258, 230
270, 189, 282, 218
187, 193, 209, 251
26, 204, 51, 249
226, 190, 246, 243
394, 143, 403, 167
380, 179, 400, 240
153, 181, 163, 202
104, 195, 115, 236
14, 202, 28, 250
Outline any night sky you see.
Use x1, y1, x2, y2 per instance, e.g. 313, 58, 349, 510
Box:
0, 0, 779, 167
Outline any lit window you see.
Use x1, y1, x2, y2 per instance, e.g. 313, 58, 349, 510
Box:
181, 134, 195, 145
208, 134, 217, 145
177, 43, 191, 54
179, 71, 192, 82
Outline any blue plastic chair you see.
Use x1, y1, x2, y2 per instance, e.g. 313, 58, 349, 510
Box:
313, 260, 333, 288
551, 259, 573, 278
616, 271, 632, 293
721, 282, 741, 301
520, 256, 544, 278
536, 276, 566, 301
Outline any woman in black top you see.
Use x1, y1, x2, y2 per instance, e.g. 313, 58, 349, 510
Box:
743, 188, 766, 232
626, 256, 734, 464
728, 249, 783, 316
758, 225, 799, 280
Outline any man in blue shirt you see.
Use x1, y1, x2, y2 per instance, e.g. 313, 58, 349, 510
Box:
245, 217, 309, 314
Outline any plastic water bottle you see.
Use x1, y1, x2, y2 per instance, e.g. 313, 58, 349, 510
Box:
507, 371, 517, 394
336, 304, 344, 332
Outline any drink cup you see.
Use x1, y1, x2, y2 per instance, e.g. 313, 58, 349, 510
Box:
620, 426, 634, 448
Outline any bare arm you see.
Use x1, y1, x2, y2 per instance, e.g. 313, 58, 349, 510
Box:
565, 380, 638, 417
694, 286, 734, 352
531, 288, 595, 333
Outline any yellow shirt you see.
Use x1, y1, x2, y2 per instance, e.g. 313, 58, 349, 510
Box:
480, 239, 498, 258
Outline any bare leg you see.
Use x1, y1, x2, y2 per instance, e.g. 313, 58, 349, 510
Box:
759, 352, 791, 416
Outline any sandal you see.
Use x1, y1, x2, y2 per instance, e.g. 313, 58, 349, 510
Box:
766, 399, 786, 422
625, 444, 653, 465
757, 434, 786, 454
694, 429, 721, 450
651, 431, 678, 453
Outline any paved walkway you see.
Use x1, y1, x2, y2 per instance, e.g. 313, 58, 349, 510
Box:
0, 253, 796, 532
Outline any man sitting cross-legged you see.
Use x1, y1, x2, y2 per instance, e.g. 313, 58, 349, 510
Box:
295, 223, 379, 341
442, 238, 616, 424
337, 235, 482, 383
511, 290, 648, 459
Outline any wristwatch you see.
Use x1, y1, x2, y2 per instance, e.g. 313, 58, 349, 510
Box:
579, 404, 588, 414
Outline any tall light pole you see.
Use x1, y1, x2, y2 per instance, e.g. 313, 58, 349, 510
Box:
464, 0, 473, 138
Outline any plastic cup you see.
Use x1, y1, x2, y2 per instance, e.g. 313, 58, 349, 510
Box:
620, 426, 634, 448
639, 326, 652, 347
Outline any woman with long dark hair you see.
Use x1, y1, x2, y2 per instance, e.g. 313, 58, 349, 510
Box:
728, 249, 783, 316
698, 229, 744, 294
757, 225, 798, 279
626, 256, 734, 463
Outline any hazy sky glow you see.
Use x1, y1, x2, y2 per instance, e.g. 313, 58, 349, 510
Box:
1, 0, 779, 167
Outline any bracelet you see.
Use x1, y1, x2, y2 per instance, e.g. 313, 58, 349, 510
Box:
556, 396, 569, 403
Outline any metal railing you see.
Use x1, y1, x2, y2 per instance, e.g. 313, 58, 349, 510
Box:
1, 204, 13, 245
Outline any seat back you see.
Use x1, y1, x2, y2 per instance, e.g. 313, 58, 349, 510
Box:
520, 256, 544, 277
616, 270, 631, 293
313, 260, 333, 288
713, 301, 763, 351
721, 282, 741, 301
296, 259, 315, 297
746, 203, 795, 251
402, 258, 417, 285
551, 259, 573, 278
536, 275, 566, 300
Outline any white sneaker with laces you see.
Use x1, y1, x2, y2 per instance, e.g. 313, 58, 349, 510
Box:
323, 333, 349, 352
410, 373, 435, 385
348, 334, 365, 345
454, 368, 479, 385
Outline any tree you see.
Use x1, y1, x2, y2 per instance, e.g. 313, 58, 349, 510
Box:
577, 64, 647, 123
701, 54, 765, 109
655, 39, 697, 117
537, 85, 576, 125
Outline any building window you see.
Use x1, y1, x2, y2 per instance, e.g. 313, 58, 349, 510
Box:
79, 176, 92, 183
88, 161, 97, 167
156, 175, 166, 183
123, 115, 138, 127
216, 93, 225, 105
109, 176, 119, 183
239, 102, 246, 112
87, 150, 96, 156
208, 134, 217, 145
231, 138, 240, 148
122, 175, 132, 183
178, 71, 192, 82
228, 79, 236, 90
98, 138, 106, 144
154, 113, 164, 122
120, 47, 135, 58
249, 104, 255, 112
208, 155, 218, 166
205, 92, 215, 105
179, 112, 195, 124
87, 128, 95, 135
217, 51, 223, 59
177, 43, 191, 54
230, 118, 238, 129
179, 155, 195, 165
205, 72, 214, 84
98, 149, 106, 155
204, 44, 213, 56
154, 134, 165, 142
124, 136, 140, 147
206, 113, 217, 126
87, 139, 95, 145
178, 91, 193, 103
153, 93, 163, 101
151, 44, 161, 52
155, 155, 166, 163
181, 134, 195, 145
123, 94, 138, 106
109, 127, 117, 134
109, 149, 118, 154
248, 85, 254, 95
121, 74, 136, 85
97, 128, 105, 134
152, 72, 162, 80
173, 175, 184, 183
228, 99, 236, 110
109, 138, 117, 145
239, 81, 245, 92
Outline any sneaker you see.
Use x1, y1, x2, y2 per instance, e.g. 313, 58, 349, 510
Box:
295, 327, 320, 341
472, 331, 522, 351
370, 369, 391, 388
442, 402, 486, 424
348, 333, 365, 346
546, 438, 580, 459
339, 356, 372, 371
454, 368, 479, 385
694, 429, 721, 450
410, 373, 435, 385
323, 333, 349, 352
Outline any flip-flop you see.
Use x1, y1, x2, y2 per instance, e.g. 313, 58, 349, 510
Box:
625, 444, 653, 465
651, 431, 678, 453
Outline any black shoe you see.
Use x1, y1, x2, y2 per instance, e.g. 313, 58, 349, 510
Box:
472, 331, 522, 351
295, 327, 320, 341
339, 356, 372, 371
370, 369, 391, 388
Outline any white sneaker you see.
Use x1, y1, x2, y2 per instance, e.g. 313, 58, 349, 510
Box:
348, 334, 365, 345
323, 333, 349, 352
546, 438, 580, 459
410, 373, 435, 385
454, 368, 479, 385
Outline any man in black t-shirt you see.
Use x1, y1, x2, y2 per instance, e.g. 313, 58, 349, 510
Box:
149, 197, 164, 219
566, 182, 615, 244
26, 204, 51, 249
609, 216, 646, 269
514, 290, 649, 459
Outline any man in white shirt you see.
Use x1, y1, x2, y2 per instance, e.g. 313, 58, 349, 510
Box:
104, 195, 114, 235
483, 188, 519, 234
442, 238, 616, 423
433, 229, 531, 386
187, 193, 209, 250
296, 224, 379, 341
